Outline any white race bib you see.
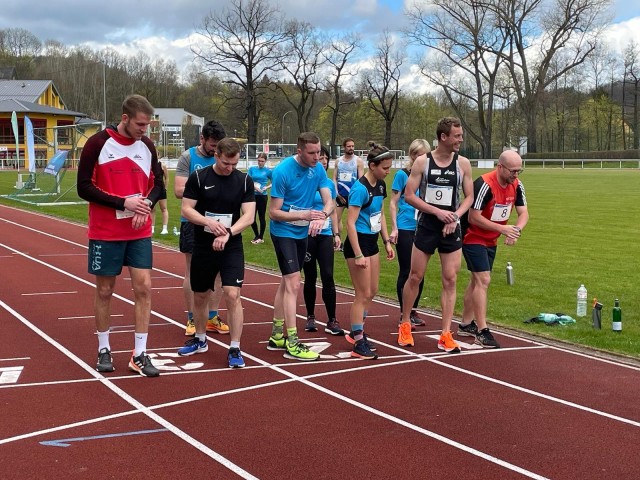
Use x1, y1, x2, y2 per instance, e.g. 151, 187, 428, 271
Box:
338, 171, 353, 182
490, 203, 512, 222
116, 193, 141, 219
288, 205, 310, 227
425, 184, 453, 206
204, 212, 232, 233
370, 211, 382, 233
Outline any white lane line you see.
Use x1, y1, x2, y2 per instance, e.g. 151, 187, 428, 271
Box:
22, 291, 77, 296
0, 357, 30, 362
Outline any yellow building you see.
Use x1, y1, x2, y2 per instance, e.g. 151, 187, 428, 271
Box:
0, 79, 96, 169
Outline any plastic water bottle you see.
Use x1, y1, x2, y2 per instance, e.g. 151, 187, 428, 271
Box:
576, 284, 587, 317
612, 298, 622, 332
506, 262, 514, 285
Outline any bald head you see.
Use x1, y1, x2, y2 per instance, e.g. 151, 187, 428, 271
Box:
497, 150, 523, 184
499, 149, 522, 166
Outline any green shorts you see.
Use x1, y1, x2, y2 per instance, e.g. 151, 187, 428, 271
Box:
88, 238, 152, 276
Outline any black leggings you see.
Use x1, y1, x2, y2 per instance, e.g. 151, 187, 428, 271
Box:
251, 195, 268, 239
397, 228, 423, 312
302, 234, 336, 319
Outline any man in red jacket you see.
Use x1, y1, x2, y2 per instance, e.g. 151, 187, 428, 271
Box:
77, 94, 164, 377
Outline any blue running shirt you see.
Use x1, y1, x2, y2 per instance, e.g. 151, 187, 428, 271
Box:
391, 168, 417, 231
348, 177, 387, 235
248, 165, 272, 196
270, 156, 330, 239
312, 178, 337, 236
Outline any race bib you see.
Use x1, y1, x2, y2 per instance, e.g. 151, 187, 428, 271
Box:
425, 185, 453, 206
204, 212, 232, 232
115, 193, 141, 219
370, 211, 382, 233
490, 203, 512, 221
288, 205, 310, 227
338, 171, 353, 182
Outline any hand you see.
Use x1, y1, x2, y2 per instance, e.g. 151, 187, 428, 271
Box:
435, 209, 456, 224
309, 209, 327, 221
504, 236, 517, 246
206, 219, 228, 237
131, 212, 148, 230
337, 194, 345, 204
442, 222, 458, 237
389, 229, 398, 244
308, 219, 324, 237
213, 234, 228, 251
503, 225, 521, 239
385, 242, 395, 260
124, 196, 152, 216
355, 255, 368, 269
333, 235, 342, 251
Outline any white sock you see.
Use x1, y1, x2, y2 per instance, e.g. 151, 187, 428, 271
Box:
134, 332, 148, 357
152, 226, 155, 234
196, 333, 206, 342
97, 330, 110, 351
230, 341, 240, 349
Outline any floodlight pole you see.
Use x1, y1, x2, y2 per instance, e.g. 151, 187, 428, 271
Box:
281, 110, 293, 144
103, 60, 107, 127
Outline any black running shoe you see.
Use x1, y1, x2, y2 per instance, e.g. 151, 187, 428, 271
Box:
475, 328, 500, 348
324, 319, 345, 336
457, 320, 479, 337
128, 352, 160, 377
351, 339, 378, 360
410, 312, 425, 327
305, 314, 317, 332
96, 347, 114, 372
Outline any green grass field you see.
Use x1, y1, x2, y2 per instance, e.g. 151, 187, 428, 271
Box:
1, 167, 638, 359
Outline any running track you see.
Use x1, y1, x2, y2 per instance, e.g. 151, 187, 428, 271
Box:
1, 204, 639, 479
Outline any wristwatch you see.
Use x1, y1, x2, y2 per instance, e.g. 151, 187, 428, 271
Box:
226, 227, 233, 237
143, 198, 153, 208
451, 212, 459, 222
323, 211, 329, 218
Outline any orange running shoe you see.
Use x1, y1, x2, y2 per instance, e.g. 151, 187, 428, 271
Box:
206, 315, 230, 334
397, 322, 414, 347
437, 331, 461, 353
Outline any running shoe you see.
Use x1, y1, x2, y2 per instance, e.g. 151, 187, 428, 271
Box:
410, 312, 425, 327
256, 238, 264, 244
345, 331, 377, 351
96, 347, 114, 372
457, 320, 478, 337
185, 318, 196, 336
351, 339, 378, 360
398, 316, 416, 331
178, 337, 208, 356
398, 322, 414, 347
207, 315, 230, 334
325, 319, 345, 336
251, 238, 260, 244
267, 336, 287, 351
437, 331, 461, 353
305, 314, 318, 332
284, 339, 319, 361
475, 328, 500, 348
228, 348, 245, 368
128, 352, 160, 377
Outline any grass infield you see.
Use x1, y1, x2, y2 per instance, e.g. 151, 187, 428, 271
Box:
1, 167, 638, 359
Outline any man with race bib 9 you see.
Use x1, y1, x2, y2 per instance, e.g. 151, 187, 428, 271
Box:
458, 149, 529, 348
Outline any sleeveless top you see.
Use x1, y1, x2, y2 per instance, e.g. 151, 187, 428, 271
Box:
335, 156, 359, 197
417, 152, 463, 229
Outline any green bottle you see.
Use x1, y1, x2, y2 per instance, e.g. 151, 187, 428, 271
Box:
612, 299, 622, 332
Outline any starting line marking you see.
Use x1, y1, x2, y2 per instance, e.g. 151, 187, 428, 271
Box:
0, 366, 24, 384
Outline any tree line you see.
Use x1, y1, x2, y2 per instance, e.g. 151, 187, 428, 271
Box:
1, 0, 638, 158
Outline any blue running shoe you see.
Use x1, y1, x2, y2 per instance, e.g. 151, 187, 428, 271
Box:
178, 337, 208, 356
228, 347, 245, 368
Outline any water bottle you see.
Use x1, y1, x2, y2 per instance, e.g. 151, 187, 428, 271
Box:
592, 298, 602, 329
612, 298, 622, 332
506, 262, 514, 285
173, 226, 180, 236
576, 284, 587, 317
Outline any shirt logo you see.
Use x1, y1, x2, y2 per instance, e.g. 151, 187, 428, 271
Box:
444, 170, 455, 175
205, 185, 215, 190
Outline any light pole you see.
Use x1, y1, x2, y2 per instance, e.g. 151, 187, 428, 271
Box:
281, 110, 293, 144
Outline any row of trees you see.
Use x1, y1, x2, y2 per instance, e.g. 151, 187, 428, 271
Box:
1, 0, 639, 158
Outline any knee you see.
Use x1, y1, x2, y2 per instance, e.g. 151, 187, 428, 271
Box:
96, 283, 114, 301
441, 274, 457, 291
224, 288, 241, 306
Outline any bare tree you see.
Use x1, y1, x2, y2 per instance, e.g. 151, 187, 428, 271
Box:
485, 0, 612, 153
406, 0, 507, 158
623, 41, 640, 150
361, 31, 405, 148
323, 33, 361, 155
191, 0, 286, 145
275, 20, 326, 134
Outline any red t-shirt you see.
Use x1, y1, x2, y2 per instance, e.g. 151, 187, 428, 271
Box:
463, 170, 526, 247
77, 127, 162, 241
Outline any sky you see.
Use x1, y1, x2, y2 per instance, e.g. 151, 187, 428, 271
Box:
1, 0, 639, 89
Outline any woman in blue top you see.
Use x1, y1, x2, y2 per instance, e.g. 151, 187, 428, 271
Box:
302, 146, 344, 336
249, 152, 272, 244
389, 139, 431, 330
343, 142, 395, 360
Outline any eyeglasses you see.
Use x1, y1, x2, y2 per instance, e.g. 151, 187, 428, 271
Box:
499, 163, 523, 175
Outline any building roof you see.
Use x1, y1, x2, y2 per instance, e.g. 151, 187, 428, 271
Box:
0, 79, 71, 108
0, 99, 86, 117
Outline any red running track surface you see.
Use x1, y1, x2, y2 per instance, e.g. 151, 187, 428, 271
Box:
1, 204, 639, 479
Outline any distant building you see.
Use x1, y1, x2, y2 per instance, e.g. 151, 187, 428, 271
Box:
150, 108, 205, 156
0, 79, 92, 168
